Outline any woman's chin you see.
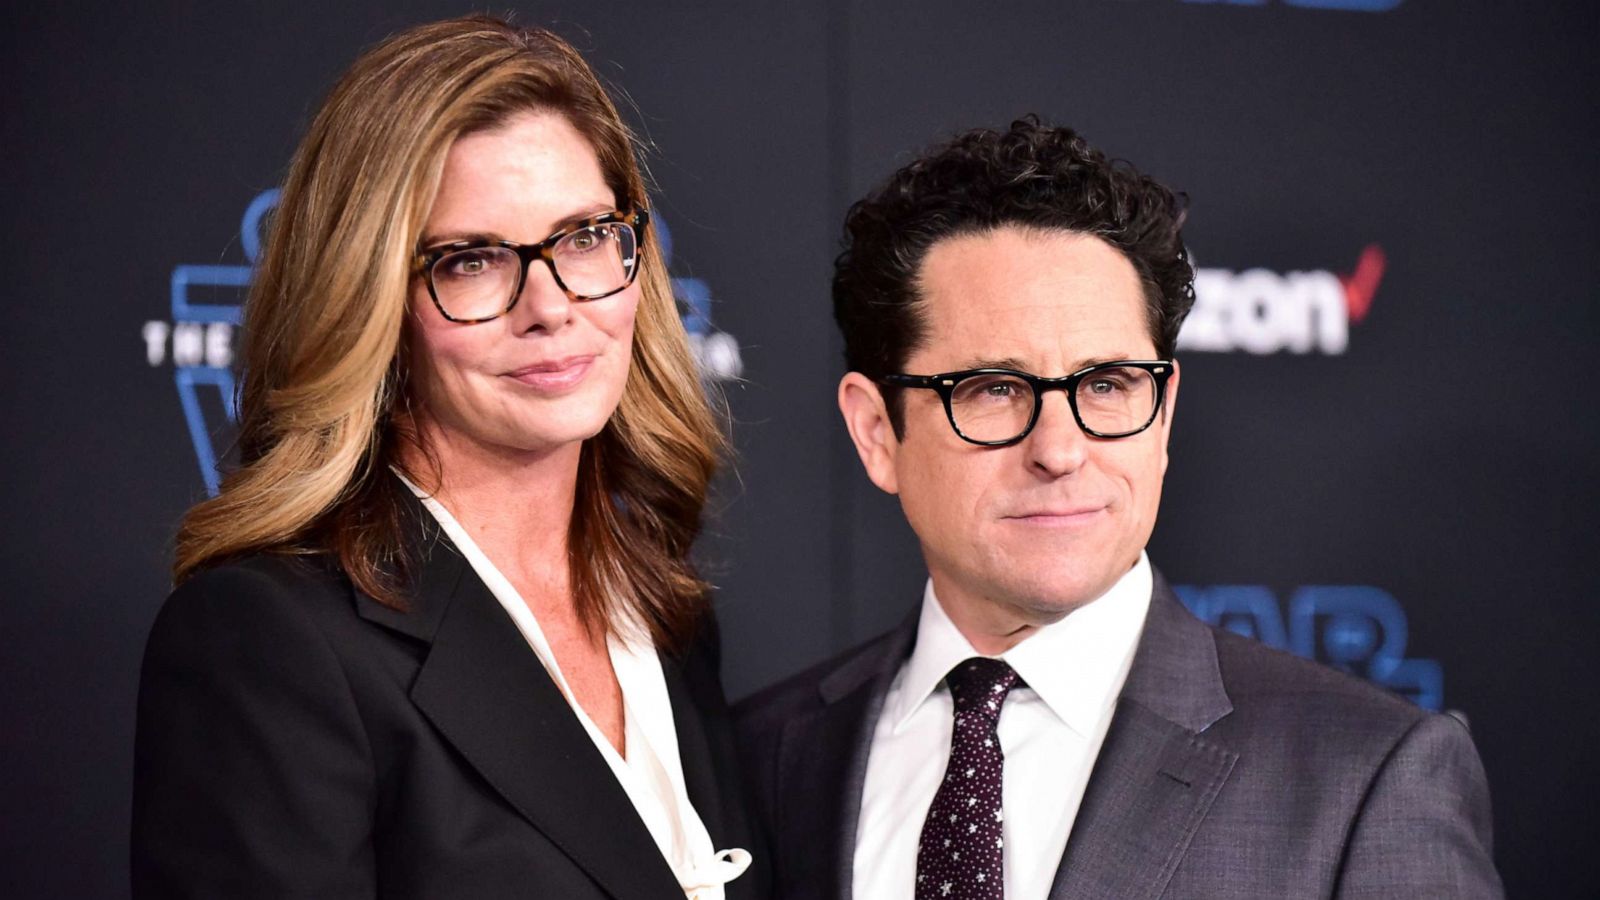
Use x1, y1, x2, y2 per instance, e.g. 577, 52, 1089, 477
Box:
501, 416, 614, 455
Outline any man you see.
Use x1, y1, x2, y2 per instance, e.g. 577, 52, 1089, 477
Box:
735, 118, 1501, 899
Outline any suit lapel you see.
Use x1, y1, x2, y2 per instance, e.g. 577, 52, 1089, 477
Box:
1048, 574, 1238, 900
776, 614, 917, 900
356, 492, 681, 900
662, 650, 725, 845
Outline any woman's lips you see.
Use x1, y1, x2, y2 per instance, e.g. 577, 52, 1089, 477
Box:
504, 355, 595, 392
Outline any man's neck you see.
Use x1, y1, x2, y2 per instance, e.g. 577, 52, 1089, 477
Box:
928, 580, 1052, 656
928, 565, 1137, 657
940, 603, 1041, 657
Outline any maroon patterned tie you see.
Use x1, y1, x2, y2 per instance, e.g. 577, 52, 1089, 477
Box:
915, 657, 1022, 900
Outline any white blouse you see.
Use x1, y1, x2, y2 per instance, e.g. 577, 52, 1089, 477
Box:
405, 480, 751, 899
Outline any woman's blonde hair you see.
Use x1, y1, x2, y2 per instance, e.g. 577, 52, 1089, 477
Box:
173, 15, 723, 652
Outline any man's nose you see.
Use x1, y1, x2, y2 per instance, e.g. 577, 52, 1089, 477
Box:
1023, 389, 1089, 477
510, 260, 575, 333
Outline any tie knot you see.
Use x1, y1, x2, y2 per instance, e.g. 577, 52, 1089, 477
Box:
944, 657, 1021, 719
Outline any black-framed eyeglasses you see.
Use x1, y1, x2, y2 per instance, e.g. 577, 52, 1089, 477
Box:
880, 360, 1175, 446
413, 208, 649, 324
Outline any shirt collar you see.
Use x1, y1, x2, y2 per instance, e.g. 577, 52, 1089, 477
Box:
887, 552, 1153, 738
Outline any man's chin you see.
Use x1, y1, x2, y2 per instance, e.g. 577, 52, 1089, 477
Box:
991, 566, 1125, 621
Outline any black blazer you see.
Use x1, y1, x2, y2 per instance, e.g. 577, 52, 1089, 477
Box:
132, 496, 766, 899
735, 570, 1501, 899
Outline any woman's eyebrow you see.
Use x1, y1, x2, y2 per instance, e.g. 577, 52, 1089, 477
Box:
419, 230, 500, 248
418, 203, 618, 249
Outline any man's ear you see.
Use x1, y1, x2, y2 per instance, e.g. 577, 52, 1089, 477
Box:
838, 372, 900, 495
1158, 358, 1180, 475
1164, 359, 1180, 420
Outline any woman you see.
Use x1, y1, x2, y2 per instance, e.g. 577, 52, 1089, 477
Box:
131, 16, 760, 899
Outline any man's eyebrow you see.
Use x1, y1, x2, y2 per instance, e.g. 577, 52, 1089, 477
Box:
954, 354, 1139, 374
960, 356, 1030, 371
1071, 354, 1138, 371
419, 203, 617, 249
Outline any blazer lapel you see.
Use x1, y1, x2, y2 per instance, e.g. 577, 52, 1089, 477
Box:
356, 494, 681, 900
776, 613, 917, 900
661, 650, 726, 845
1048, 574, 1239, 900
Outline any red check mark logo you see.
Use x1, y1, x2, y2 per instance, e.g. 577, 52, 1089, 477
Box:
1338, 244, 1386, 324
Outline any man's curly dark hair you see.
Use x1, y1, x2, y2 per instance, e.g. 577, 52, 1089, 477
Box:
832, 116, 1195, 434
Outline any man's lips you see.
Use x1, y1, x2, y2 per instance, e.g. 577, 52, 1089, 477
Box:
503, 354, 596, 390
1002, 504, 1109, 525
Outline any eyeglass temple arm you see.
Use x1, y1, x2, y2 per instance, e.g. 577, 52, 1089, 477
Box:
879, 373, 944, 388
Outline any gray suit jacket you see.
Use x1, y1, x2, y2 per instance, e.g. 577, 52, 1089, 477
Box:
734, 572, 1502, 899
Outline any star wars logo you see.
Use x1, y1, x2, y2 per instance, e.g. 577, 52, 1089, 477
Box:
146, 190, 743, 495
1174, 583, 1443, 710
1177, 245, 1385, 355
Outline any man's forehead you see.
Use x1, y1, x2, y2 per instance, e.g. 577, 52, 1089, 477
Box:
915, 228, 1147, 312
911, 226, 1153, 368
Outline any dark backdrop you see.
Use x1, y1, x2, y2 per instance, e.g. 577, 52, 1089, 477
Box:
3, 1, 1595, 896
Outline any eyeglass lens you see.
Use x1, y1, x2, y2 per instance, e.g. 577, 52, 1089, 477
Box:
428, 222, 639, 320
948, 366, 1158, 442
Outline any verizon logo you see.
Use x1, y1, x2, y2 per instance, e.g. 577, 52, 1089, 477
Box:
1178, 245, 1385, 355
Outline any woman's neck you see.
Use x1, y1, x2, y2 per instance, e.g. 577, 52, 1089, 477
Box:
399, 422, 625, 756
402, 420, 582, 591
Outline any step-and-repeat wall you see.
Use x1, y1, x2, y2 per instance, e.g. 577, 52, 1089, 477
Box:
4, 1, 1595, 895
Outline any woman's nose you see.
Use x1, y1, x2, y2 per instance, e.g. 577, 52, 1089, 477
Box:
511, 259, 575, 333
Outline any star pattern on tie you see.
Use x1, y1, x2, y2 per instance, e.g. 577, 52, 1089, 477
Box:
914, 657, 1021, 900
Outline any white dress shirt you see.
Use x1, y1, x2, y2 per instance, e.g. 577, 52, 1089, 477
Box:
853, 553, 1153, 900
406, 482, 750, 899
